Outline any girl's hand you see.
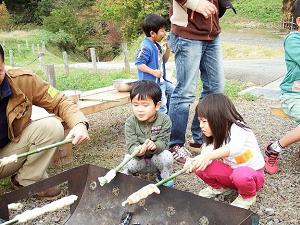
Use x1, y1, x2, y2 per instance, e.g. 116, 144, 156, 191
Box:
189, 153, 211, 172
184, 157, 195, 173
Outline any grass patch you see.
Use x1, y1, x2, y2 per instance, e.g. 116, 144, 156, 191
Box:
52, 69, 135, 91
0, 177, 10, 191
222, 42, 283, 59
225, 80, 257, 101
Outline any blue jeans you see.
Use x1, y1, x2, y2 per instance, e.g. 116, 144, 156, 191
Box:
159, 80, 175, 114
168, 33, 224, 146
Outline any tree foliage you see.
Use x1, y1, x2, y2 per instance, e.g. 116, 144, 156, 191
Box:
0, 2, 10, 30
98, 0, 170, 42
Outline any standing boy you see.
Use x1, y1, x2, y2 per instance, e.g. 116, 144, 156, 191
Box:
122, 80, 174, 187
135, 14, 174, 114
265, 0, 300, 174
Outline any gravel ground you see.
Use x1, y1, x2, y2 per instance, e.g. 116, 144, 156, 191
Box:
1, 97, 300, 225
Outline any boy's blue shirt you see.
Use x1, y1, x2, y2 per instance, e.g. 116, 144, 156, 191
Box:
135, 37, 166, 82
280, 31, 300, 94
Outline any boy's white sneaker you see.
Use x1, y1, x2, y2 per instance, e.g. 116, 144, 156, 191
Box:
231, 194, 256, 209
198, 186, 232, 198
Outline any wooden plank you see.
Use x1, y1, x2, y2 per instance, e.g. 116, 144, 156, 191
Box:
31, 86, 130, 165
78, 86, 130, 115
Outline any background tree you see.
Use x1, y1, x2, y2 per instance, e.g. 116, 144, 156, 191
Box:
0, 2, 10, 31
98, 0, 170, 43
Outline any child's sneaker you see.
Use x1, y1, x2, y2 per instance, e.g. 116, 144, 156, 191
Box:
231, 194, 256, 209
198, 186, 232, 198
156, 173, 174, 187
169, 145, 192, 164
162, 180, 175, 187
265, 143, 279, 174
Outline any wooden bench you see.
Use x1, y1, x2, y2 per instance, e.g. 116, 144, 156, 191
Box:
32, 86, 130, 165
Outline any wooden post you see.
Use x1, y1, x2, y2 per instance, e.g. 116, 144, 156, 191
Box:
26, 40, 29, 49
9, 50, 14, 67
90, 47, 97, 72
122, 42, 130, 73
39, 52, 45, 70
32, 44, 35, 54
17, 44, 21, 55
37, 43, 40, 53
44, 64, 56, 87
63, 51, 69, 75
41, 41, 46, 53
291, 16, 294, 31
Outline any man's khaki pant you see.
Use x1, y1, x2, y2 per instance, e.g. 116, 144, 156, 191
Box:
0, 117, 64, 186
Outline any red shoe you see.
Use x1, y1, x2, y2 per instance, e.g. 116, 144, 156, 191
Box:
265, 144, 279, 174
169, 145, 192, 164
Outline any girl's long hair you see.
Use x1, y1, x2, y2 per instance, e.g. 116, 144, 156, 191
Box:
196, 93, 249, 149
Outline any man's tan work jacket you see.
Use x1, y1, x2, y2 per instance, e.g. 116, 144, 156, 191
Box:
5, 69, 88, 143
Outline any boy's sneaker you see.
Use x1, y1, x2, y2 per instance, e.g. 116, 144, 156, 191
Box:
265, 143, 279, 174
198, 186, 232, 198
188, 140, 202, 153
162, 180, 175, 187
156, 173, 175, 187
169, 145, 192, 164
231, 194, 256, 209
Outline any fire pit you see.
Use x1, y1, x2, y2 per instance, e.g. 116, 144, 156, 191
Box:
0, 164, 259, 225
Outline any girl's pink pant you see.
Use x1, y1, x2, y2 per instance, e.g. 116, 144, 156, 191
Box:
195, 160, 265, 198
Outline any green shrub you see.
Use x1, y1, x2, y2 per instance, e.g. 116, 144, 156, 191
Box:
48, 30, 77, 51
232, 0, 282, 22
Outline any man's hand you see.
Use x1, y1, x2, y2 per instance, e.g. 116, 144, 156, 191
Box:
66, 123, 90, 145
196, 0, 217, 19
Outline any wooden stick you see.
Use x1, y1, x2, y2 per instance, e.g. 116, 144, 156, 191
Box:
98, 147, 140, 186
122, 167, 188, 206
18, 139, 72, 158
115, 147, 140, 172
155, 167, 187, 187
0, 139, 72, 167
0, 195, 78, 225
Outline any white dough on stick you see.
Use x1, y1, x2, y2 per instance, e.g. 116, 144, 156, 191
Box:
126, 184, 160, 205
98, 169, 117, 186
8, 202, 23, 211
13, 195, 78, 223
0, 154, 18, 167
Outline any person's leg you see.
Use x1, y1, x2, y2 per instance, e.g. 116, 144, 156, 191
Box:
152, 150, 174, 187
266, 95, 300, 174
152, 150, 173, 179
122, 155, 146, 174
0, 117, 64, 186
168, 33, 202, 147
164, 81, 175, 114
230, 167, 264, 198
191, 36, 224, 146
230, 167, 264, 209
195, 160, 234, 189
159, 82, 168, 114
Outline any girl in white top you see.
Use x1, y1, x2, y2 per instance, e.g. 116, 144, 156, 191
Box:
185, 93, 265, 209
